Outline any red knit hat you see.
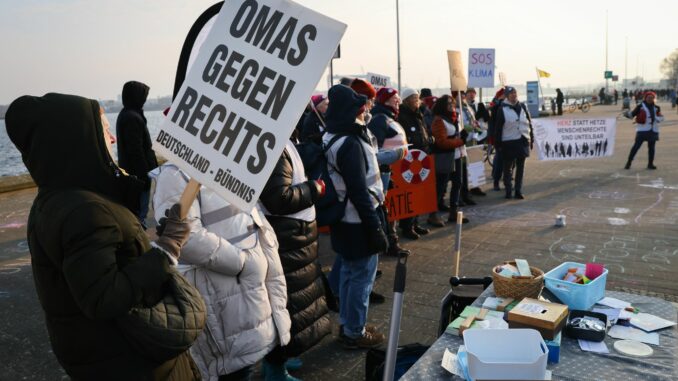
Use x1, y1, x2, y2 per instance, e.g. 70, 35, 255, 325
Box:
376, 87, 398, 105
644, 91, 657, 99
350, 78, 377, 99
311, 94, 327, 107
495, 87, 505, 99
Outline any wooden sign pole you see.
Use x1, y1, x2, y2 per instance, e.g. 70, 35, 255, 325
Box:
178, 179, 201, 219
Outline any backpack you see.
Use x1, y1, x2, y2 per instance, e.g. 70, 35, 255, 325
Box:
295, 134, 349, 226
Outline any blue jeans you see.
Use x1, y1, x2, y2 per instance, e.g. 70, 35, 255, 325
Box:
340, 254, 379, 339
139, 190, 150, 227
328, 254, 343, 297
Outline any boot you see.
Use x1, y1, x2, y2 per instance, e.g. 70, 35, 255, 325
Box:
386, 241, 411, 257
448, 208, 470, 224
413, 225, 430, 235
624, 160, 632, 169
647, 163, 657, 170
262, 360, 302, 381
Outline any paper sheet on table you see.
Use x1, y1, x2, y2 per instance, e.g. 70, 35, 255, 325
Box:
579, 339, 610, 354
630, 313, 677, 332
593, 308, 620, 325
441, 348, 463, 377
608, 325, 659, 345
482, 296, 511, 310
597, 297, 631, 309
619, 309, 635, 320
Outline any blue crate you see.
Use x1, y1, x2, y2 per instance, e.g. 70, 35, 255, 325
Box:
544, 262, 608, 310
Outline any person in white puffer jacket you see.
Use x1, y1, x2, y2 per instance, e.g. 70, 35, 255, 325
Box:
152, 164, 291, 381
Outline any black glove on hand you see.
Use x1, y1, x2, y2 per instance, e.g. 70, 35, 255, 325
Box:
155, 203, 191, 260
460, 129, 469, 142
366, 227, 389, 254
122, 249, 171, 306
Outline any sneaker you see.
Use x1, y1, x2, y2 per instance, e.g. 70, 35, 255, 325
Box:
624, 161, 632, 169
386, 244, 411, 257
369, 291, 386, 304
470, 188, 487, 196
341, 330, 385, 349
647, 164, 657, 170
401, 229, 420, 240
413, 226, 430, 235
438, 203, 450, 212
514, 193, 525, 200
427, 214, 445, 227
338, 324, 379, 340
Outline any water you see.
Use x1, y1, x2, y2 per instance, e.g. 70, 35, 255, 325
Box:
0, 110, 166, 177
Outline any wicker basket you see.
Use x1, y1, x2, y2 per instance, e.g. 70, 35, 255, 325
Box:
492, 261, 545, 299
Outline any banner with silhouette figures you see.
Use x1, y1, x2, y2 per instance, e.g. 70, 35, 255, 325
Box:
532, 118, 616, 161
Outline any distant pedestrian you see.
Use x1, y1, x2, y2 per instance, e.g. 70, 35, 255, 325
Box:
598, 88, 606, 105
300, 95, 327, 144
625, 91, 664, 170
116, 80, 158, 229
493, 86, 534, 199
614, 89, 619, 105
556, 88, 564, 115
488, 88, 506, 190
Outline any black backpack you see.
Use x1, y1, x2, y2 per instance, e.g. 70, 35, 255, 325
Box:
295, 134, 349, 226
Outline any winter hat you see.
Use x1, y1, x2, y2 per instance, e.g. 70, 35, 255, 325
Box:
376, 87, 398, 105
422, 96, 438, 110
420, 88, 433, 98
400, 87, 419, 101
504, 86, 516, 95
325, 85, 367, 130
350, 78, 377, 99
495, 87, 506, 99
644, 91, 657, 99
311, 94, 327, 107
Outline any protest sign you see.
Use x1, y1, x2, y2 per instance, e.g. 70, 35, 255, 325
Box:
366, 72, 392, 89
153, 0, 346, 211
468, 49, 495, 88
533, 118, 616, 161
385, 149, 438, 221
447, 50, 467, 92
465, 145, 487, 188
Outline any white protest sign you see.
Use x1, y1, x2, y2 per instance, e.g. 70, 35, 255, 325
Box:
366, 72, 392, 89
498, 72, 507, 87
533, 118, 616, 161
447, 50, 467, 92
465, 145, 486, 188
153, 0, 346, 211
468, 48, 495, 88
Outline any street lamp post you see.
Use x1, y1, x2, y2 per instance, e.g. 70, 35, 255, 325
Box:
396, 0, 401, 93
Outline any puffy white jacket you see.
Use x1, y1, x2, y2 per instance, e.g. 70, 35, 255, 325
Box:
152, 164, 291, 380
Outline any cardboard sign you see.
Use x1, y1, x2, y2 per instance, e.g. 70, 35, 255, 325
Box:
468, 48, 495, 88
447, 50, 467, 92
465, 145, 486, 188
533, 118, 616, 161
498, 72, 507, 87
385, 149, 438, 221
153, 0, 346, 211
366, 72, 392, 89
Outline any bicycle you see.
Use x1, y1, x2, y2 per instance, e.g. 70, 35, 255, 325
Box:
567, 98, 591, 113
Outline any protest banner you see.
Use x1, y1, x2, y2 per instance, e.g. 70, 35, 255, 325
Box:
385, 149, 438, 221
532, 118, 616, 161
153, 0, 346, 211
447, 50, 467, 92
465, 145, 487, 188
468, 49, 495, 88
366, 72, 392, 89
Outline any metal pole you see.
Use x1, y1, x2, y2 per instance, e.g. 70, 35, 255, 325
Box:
605, 10, 609, 94
396, 0, 402, 93
383, 254, 408, 381
329, 60, 334, 88
454, 211, 463, 277
624, 36, 628, 88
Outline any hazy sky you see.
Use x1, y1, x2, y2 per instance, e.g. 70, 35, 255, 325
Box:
1, 0, 676, 104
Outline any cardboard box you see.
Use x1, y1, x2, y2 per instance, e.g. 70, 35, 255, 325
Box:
508, 298, 568, 340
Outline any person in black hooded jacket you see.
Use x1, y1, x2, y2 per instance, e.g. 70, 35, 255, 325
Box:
259, 138, 331, 378
4, 93, 199, 381
116, 80, 158, 228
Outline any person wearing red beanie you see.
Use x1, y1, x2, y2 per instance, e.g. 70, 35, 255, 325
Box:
625, 91, 663, 169
351, 79, 377, 123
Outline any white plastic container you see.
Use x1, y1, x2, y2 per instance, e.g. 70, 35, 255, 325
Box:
463, 329, 549, 380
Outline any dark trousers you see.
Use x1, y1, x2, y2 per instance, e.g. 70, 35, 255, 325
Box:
218, 365, 253, 381
557, 103, 563, 115
503, 155, 526, 195
436, 172, 451, 208
450, 158, 463, 206
461, 159, 470, 200
627, 131, 657, 164
492, 150, 503, 184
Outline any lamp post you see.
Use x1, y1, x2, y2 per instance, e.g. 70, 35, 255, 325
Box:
396, 0, 401, 93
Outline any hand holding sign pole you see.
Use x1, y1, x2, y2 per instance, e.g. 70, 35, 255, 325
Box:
154, 0, 346, 212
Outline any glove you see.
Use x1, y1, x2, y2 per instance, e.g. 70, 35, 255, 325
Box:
315, 179, 326, 197
122, 250, 171, 306
366, 227, 388, 254
460, 129, 469, 142
155, 203, 191, 261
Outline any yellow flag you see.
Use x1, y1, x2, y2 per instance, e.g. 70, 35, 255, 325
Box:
537, 68, 551, 78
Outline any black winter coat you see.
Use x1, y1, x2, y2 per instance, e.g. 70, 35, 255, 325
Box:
116, 81, 158, 189
300, 110, 325, 145
260, 149, 330, 357
5, 93, 199, 380
398, 104, 432, 152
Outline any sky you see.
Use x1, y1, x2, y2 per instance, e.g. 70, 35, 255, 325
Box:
1, 0, 677, 104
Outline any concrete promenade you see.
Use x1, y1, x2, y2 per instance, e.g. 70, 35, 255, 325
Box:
1, 102, 677, 380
